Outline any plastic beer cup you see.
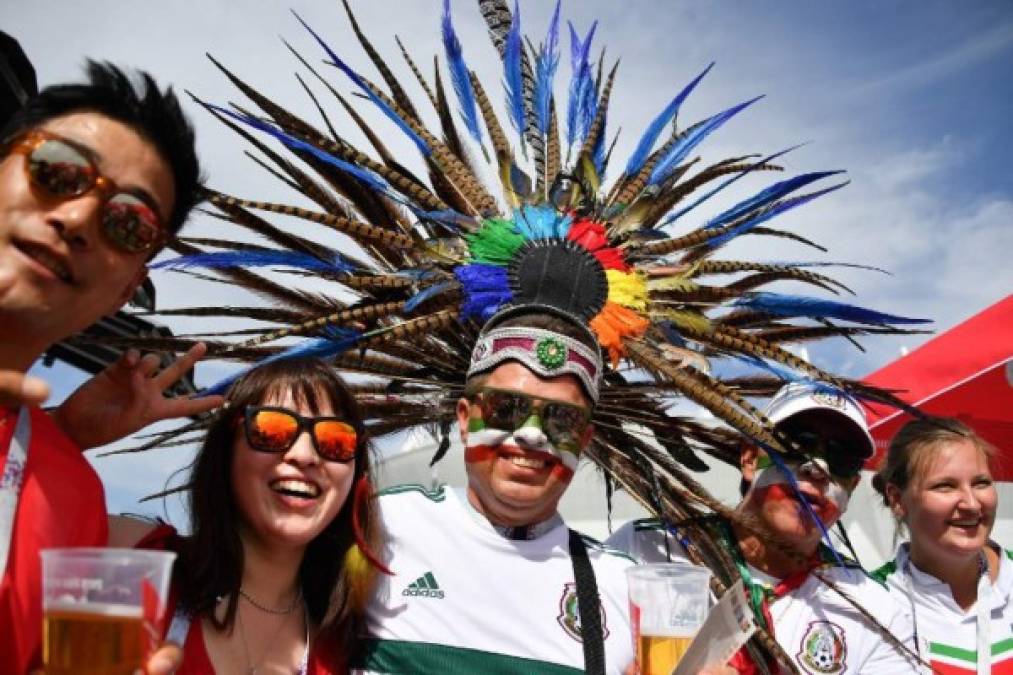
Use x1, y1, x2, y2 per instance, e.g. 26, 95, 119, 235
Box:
41, 548, 176, 675
627, 562, 712, 675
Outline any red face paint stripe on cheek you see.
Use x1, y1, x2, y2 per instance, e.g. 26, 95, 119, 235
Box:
754, 484, 841, 523
465, 445, 499, 463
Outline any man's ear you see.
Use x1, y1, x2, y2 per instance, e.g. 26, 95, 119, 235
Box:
740, 442, 761, 483
456, 397, 471, 443
109, 266, 148, 315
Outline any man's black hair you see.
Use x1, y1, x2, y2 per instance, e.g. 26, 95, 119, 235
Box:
1, 60, 202, 237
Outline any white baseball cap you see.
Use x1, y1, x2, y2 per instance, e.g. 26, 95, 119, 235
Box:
764, 382, 875, 460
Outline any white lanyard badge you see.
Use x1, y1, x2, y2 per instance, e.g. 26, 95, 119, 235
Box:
0, 407, 31, 576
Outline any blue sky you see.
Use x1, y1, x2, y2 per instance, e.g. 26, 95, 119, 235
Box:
4, 0, 1011, 525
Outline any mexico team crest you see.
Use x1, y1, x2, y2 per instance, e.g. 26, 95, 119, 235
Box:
556, 582, 609, 643
796, 621, 847, 674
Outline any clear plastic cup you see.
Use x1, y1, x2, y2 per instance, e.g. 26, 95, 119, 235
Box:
627, 562, 712, 675
41, 548, 176, 675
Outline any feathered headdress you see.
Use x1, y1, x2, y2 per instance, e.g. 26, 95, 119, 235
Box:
117, 1, 930, 670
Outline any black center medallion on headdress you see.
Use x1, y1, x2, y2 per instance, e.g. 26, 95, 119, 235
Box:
507, 239, 608, 322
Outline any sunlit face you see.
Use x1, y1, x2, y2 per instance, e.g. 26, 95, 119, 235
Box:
0, 112, 174, 352
894, 439, 996, 564
739, 423, 862, 553
457, 361, 594, 527
231, 389, 356, 550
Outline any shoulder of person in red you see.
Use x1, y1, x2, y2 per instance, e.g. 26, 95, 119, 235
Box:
0, 406, 108, 674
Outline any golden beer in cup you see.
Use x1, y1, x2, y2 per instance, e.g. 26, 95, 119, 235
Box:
41, 548, 175, 674
627, 562, 712, 675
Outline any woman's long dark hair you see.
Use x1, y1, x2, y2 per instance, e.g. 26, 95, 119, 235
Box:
176, 358, 383, 656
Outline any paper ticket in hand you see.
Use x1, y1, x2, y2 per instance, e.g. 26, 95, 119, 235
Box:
672, 580, 756, 675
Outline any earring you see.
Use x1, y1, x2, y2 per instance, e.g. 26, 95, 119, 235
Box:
351, 474, 392, 575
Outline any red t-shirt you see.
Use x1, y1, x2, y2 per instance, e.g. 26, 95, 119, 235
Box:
137, 525, 346, 674
0, 406, 108, 674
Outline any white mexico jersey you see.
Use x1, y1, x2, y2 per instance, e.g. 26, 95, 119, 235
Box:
875, 543, 1013, 674
354, 484, 635, 674
606, 519, 918, 675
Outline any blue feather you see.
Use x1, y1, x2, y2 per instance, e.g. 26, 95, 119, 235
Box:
705, 181, 847, 248
648, 96, 763, 186
624, 62, 714, 178
292, 11, 430, 157
441, 0, 484, 151
734, 292, 931, 325
455, 264, 513, 321
152, 250, 354, 274
534, 0, 561, 135
404, 281, 455, 313
566, 21, 597, 148
661, 143, 806, 227
658, 321, 687, 347
199, 330, 362, 397
206, 104, 418, 211
513, 204, 572, 239
705, 171, 844, 230
504, 0, 526, 151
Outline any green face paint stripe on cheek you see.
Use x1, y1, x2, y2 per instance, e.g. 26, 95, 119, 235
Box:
467, 416, 487, 433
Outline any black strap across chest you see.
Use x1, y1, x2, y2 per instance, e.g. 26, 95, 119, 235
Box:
568, 529, 606, 675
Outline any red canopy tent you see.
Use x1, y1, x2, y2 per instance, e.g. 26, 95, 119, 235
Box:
863, 294, 1013, 479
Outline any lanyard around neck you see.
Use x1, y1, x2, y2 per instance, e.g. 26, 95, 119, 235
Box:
0, 407, 31, 576
904, 553, 991, 675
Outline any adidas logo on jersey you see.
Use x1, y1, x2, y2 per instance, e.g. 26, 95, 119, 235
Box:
402, 571, 445, 599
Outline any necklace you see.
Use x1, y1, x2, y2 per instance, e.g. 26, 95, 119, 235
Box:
236, 594, 306, 675
239, 587, 301, 614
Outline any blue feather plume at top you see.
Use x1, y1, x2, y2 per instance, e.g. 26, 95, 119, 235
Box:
705, 171, 844, 230
513, 204, 572, 240
442, 0, 484, 151
152, 250, 355, 274
733, 292, 931, 326
534, 0, 562, 136
648, 95, 763, 186
199, 329, 362, 398
504, 1, 526, 152
624, 62, 714, 178
661, 143, 806, 228
705, 181, 847, 248
292, 11, 430, 157
566, 21, 598, 148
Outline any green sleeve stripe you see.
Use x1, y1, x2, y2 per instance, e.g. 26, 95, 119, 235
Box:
354, 638, 584, 674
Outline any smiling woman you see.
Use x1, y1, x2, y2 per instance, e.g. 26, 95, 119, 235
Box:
113, 358, 387, 674
872, 418, 1011, 675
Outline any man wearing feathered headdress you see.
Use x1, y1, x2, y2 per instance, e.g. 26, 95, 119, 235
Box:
357, 304, 636, 673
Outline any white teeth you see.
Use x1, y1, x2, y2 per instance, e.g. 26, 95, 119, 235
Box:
949, 520, 981, 527
271, 479, 320, 498
508, 456, 546, 469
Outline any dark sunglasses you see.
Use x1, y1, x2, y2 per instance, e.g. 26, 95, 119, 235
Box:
474, 388, 591, 451
243, 406, 358, 463
8, 130, 165, 254
784, 430, 864, 479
